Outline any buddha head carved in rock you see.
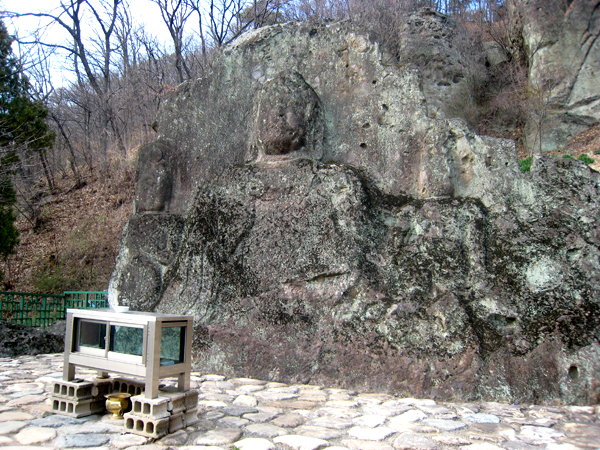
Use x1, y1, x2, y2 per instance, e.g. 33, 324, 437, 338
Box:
247, 71, 324, 162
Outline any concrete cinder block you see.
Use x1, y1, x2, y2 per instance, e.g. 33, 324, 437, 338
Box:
184, 389, 199, 409
51, 396, 105, 418
52, 380, 94, 400
158, 391, 186, 414
124, 413, 170, 439
183, 407, 199, 427
130, 394, 170, 419
169, 412, 185, 433
112, 377, 145, 397
91, 379, 113, 398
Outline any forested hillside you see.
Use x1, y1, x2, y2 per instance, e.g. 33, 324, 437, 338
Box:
4, 161, 134, 292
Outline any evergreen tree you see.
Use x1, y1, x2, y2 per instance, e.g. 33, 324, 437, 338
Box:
0, 19, 54, 283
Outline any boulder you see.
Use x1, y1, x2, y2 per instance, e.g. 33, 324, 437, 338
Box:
110, 19, 600, 404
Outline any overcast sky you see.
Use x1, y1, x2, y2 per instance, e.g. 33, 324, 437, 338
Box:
1, 0, 167, 38
1, 0, 173, 86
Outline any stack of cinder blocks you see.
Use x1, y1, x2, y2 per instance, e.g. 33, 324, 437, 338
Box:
124, 389, 199, 438
111, 377, 145, 396
50, 378, 112, 418
51, 377, 199, 439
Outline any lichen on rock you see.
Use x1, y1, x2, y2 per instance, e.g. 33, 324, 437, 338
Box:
109, 18, 600, 405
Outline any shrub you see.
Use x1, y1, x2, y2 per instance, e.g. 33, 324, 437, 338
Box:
563, 154, 574, 159
33, 263, 71, 293
518, 156, 532, 172
577, 153, 595, 165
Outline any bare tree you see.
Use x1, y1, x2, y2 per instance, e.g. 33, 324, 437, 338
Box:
8, 0, 127, 173
184, 0, 210, 65
114, 6, 136, 79
151, 0, 194, 83
205, 0, 251, 47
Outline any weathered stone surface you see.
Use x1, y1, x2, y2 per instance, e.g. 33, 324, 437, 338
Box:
247, 71, 324, 161
348, 426, 396, 441
13, 426, 56, 445
273, 434, 329, 450
244, 411, 280, 423
222, 406, 259, 417
111, 18, 600, 405
390, 410, 428, 424
393, 432, 440, 450
244, 422, 288, 438
30, 414, 83, 427
53, 433, 111, 447
518, 425, 566, 445
110, 433, 149, 449
0, 420, 27, 434
422, 419, 466, 431
6, 394, 46, 406
511, 0, 600, 153
307, 416, 354, 430
459, 444, 505, 450
398, 8, 485, 122
218, 416, 250, 427
341, 439, 394, 450
234, 437, 277, 450
352, 414, 387, 428
0, 411, 34, 422
294, 425, 345, 440
271, 413, 307, 428
233, 395, 259, 407
0, 321, 63, 358
194, 428, 243, 446
7, 389, 44, 398
462, 413, 501, 424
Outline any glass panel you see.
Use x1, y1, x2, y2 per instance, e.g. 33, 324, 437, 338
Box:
109, 325, 144, 356
160, 326, 185, 366
79, 321, 106, 349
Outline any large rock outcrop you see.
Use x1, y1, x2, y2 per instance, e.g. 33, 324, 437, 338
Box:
511, 0, 600, 153
0, 320, 64, 357
109, 19, 600, 404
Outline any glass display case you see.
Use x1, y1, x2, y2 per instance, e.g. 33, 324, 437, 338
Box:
63, 309, 193, 398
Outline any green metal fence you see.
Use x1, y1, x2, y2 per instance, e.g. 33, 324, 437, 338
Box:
0, 291, 108, 329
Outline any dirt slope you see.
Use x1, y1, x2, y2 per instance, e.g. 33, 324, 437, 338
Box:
2, 166, 135, 294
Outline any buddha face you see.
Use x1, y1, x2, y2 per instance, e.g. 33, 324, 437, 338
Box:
250, 71, 322, 159
258, 104, 307, 155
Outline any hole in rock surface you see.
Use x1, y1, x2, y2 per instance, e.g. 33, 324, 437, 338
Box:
568, 365, 580, 380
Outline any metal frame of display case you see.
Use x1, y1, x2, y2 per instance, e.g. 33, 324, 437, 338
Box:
63, 309, 193, 398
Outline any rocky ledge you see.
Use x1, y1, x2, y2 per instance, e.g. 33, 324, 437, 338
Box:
1, 354, 599, 449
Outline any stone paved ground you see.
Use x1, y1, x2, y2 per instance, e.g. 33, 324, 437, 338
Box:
0, 354, 599, 449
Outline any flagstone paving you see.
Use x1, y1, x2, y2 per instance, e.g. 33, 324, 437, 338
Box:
0, 354, 599, 449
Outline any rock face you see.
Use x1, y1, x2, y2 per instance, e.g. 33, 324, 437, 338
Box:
512, 0, 600, 153
398, 8, 484, 122
110, 19, 600, 404
0, 320, 64, 357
